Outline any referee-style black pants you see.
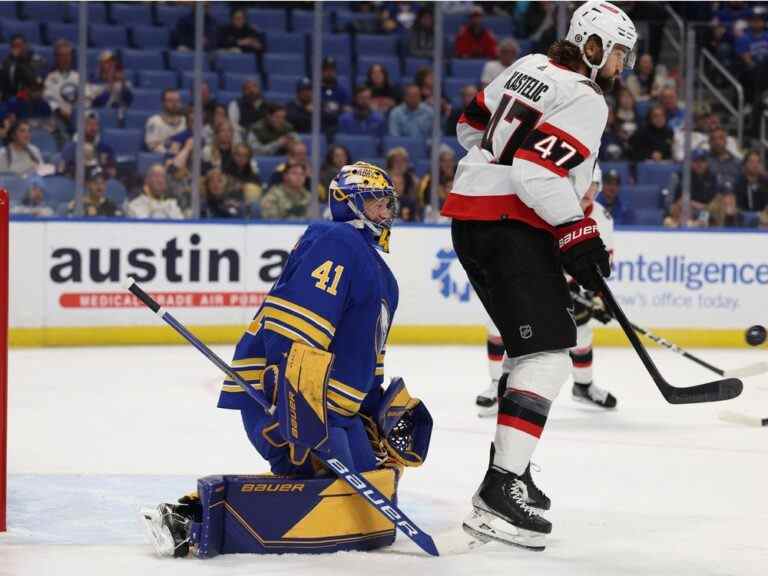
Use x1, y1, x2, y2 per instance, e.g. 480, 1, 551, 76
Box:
451, 219, 576, 358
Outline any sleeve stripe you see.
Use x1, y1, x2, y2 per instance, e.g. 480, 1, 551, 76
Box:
329, 378, 366, 401
327, 391, 359, 416
263, 320, 315, 347
262, 305, 332, 349
328, 403, 356, 417
477, 90, 489, 114
265, 295, 336, 336
514, 149, 568, 177
246, 309, 266, 335
537, 122, 591, 158
232, 357, 266, 367
458, 113, 487, 131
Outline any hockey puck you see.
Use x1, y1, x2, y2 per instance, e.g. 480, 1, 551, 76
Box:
746, 325, 767, 346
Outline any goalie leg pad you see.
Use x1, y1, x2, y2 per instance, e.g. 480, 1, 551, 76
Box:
189, 470, 399, 557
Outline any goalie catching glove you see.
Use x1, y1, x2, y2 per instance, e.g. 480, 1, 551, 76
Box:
556, 217, 610, 292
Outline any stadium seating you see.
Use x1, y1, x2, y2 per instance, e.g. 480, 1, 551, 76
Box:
621, 185, 661, 210
31, 129, 58, 159
121, 50, 165, 72
45, 22, 79, 45
168, 51, 212, 72
600, 161, 632, 186
23, 1, 71, 22
221, 73, 252, 92
264, 31, 305, 55
255, 156, 287, 183
356, 34, 400, 57
123, 110, 152, 130
382, 136, 427, 160
156, 4, 189, 29
358, 56, 401, 82
247, 8, 287, 32
297, 134, 327, 158
262, 53, 305, 77
131, 89, 163, 111
43, 175, 76, 206
136, 152, 165, 176
136, 69, 178, 90
0, 3, 17, 20
102, 128, 144, 159
180, 71, 220, 91
0, 173, 28, 205
291, 10, 332, 33
215, 52, 258, 75
333, 134, 380, 158
105, 178, 128, 205
0, 18, 41, 44
450, 59, 485, 80
636, 162, 680, 189
633, 208, 661, 226
89, 24, 129, 48
110, 3, 153, 27
130, 25, 171, 49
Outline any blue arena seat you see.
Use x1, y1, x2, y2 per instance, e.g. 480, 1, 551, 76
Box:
261, 90, 293, 104
121, 49, 165, 72
440, 136, 466, 160
322, 35, 351, 71
636, 162, 681, 189
333, 134, 380, 158
89, 24, 128, 48
110, 3, 153, 26
136, 69, 178, 90
215, 52, 258, 75
444, 78, 473, 102
334, 11, 378, 33
168, 50, 211, 72
131, 25, 171, 49
217, 90, 239, 106
91, 108, 120, 129
0, 19, 41, 44
264, 31, 305, 55
23, 2, 71, 22
123, 110, 153, 130
42, 175, 75, 205
600, 161, 632, 186
356, 34, 400, 56
45, 22, 78, 45
621, 185, 661, 210
291, 10, 331, 33
262, 53, 305, 77
105, 178, 128, 205
102, 128, 144, 159
450, 59, 485, 80
131, 88, 163, 111
405, 58, 447, 77
30, 128, 58, 157
254, 156, 287, 183
0, 3, 17, 20
483, 17, 516, 39
136, 152, 164, 176
633, 208, 661, 226
382, 136, 427, 160
360, 156, 385, 168
413, 159, 430, 177
80, 1, 108, 24
0, 173, 28, 205
297, 134, 327, 158
180, 71, 219, 91
156, 5, 190, 29
358, 56, 400, 82
269, 74, 299, 94
247, 8, 287, 31
221, 73, 253, 92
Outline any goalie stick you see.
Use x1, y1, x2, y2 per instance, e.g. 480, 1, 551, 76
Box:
593, 272, 743, 404
126, 279, 439, 557
570, 291, 768, 380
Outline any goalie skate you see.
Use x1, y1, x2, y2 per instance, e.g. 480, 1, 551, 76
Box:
141, 504, 191, 558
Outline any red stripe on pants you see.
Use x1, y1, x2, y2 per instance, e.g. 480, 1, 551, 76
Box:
497, 414, 543, 438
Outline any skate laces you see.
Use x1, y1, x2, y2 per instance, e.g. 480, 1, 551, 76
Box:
504, 478, 539, 518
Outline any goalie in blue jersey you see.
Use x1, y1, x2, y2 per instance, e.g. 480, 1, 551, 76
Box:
143, 162, 433, 558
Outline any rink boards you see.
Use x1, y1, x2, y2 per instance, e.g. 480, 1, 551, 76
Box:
7, 218, 768, 347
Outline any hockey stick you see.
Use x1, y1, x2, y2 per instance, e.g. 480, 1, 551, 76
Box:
593, 272, 743, 404
718, 410, 768, 427
570, 291, 768, 379
126, 279, 439, 557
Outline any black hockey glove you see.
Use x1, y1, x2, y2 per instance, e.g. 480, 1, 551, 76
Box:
556, 217, 610, 293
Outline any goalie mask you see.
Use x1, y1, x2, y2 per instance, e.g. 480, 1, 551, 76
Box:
329, 162, 399, 253
566, 1, 638, 81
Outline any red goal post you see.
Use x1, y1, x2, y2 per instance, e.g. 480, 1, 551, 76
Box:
0, 187, 7, 532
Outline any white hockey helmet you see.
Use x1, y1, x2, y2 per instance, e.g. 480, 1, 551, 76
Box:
566, 1, 637, 80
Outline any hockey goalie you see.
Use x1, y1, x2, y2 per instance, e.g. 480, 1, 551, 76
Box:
142, 163, 433, 558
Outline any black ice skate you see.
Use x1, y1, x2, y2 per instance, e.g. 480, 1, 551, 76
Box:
463, 445, 552, 551
572, 381, 617, 409
476, 381, 498, 418
141, 498, 200, 558
522, 463, 551, 511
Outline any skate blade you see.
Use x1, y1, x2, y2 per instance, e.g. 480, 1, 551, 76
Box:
140, 507, 175, 557
462, 508, 546, 551
571, 394, 616, 410
476, 403, 498, 418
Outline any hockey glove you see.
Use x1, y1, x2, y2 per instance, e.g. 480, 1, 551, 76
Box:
556, 217, 610, 293
588, 292, 613, 324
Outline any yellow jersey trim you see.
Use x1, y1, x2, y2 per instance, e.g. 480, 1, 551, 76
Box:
265, 295, 336, 336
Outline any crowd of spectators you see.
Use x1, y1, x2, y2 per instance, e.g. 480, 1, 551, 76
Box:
1, 1, 767, 230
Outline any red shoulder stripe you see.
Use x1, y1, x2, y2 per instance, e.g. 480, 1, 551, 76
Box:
538, 122, 591, 158
514, 149, 569, 177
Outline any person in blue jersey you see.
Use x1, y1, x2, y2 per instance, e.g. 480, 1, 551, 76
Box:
142, 162, 433, 558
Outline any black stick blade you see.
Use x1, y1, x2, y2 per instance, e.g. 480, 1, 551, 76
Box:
663, 378, 743, 405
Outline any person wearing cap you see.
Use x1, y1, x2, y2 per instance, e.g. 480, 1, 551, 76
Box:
286, 77, 313, 134
260, 161, 311, 220
337, 85, 385, 137
91, 50, 133, 111
67, 165, 122, 217
321, 57, 349, 130
595, 169, 634, 225
248, 103, 296, 156
0, 34, 39, 101
59, 112, 116, 178
454, 7, 498, 59
228, 79, 267, 131
11, 176, 54, 217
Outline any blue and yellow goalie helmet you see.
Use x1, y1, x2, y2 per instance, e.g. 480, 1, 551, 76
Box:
329, 162, 399, 252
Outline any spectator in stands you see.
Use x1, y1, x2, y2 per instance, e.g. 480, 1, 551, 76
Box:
709, 191, 746, 227
407, 7, 435, 58
596, 169, 634, 225
734, 150, 768, 212
658, 87, 685, 131
11, 177, 54, 217
199, 81, 219, 134
707, 127, 742, 191
388, 84, 434, 139
735, 10, 768, 105
228, 79, 267, 132
601, 107, 632, 161
445, 84, 477, 136
174, 4, 218, 51
418, 144, 456, 211
91, 51, 133, 112
68, 165, 122, 217
60, 112, 116, 179
672, 109, 742, 163
320, 144, 351, 196
0, 35, 39, 101
225, 142, 263, 214
286, 77, 313, 134
672, 149, 722, 221
386, 147, 420, 219
481, 38, 520, 87
260, 162, 310, 220
625, 53, 672, 103
365, 64, 400, 112
248, 103, 296, 156
125, 163, 183, 219
414, 67, 434, 101
209, 102, 242, 145
5, 78, 52, 128
343, 2, 399, 34
629, 105, 673, 162
202, 168, 244, 219
454, 7, 498, 59
218, 8, 264, 55
615, 87, 638, 138
0, 120, 43, 177
145, 89, 187, 154
321, 57, 349, 131
338, 86, 386, 137
269, 139, 311, 187
44, 40, 79, 135
202, 119, 236, 173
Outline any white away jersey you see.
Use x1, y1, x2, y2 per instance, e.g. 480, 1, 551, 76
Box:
442, 54, 608, 232
586, 199, 614, 255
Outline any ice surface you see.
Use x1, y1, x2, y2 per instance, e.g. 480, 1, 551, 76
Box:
2, 344, 768, 575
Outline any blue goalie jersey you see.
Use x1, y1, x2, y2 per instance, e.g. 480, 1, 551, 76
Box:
218, 220, 399, 471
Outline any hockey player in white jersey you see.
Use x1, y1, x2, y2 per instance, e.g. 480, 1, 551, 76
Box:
441, 1, 637, 550
476, 164, 618, 417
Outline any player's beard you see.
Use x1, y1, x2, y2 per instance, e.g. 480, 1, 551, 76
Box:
596, 70, 617, 93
